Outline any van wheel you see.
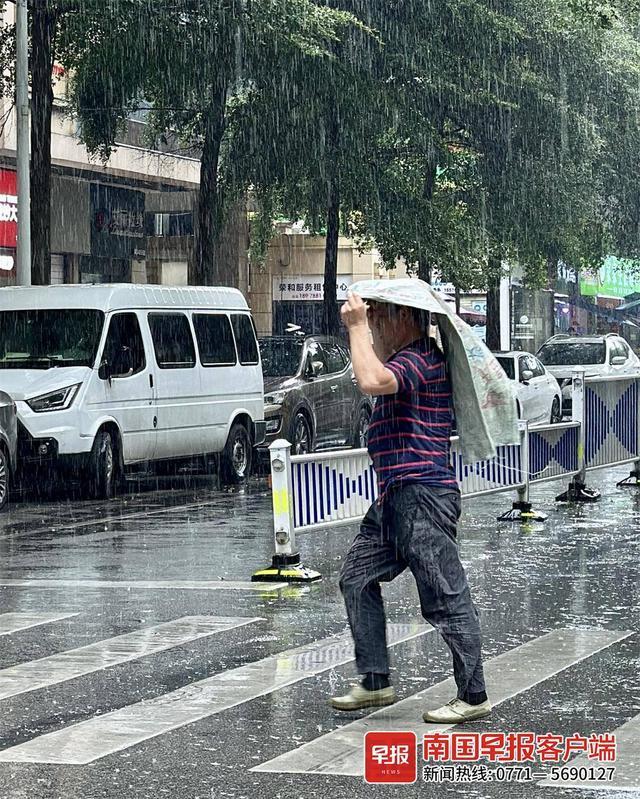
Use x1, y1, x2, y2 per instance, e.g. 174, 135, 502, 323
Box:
220, 422, 253, 484
550, 397, 562, 424
0, 447, 9, 511
89, 430, 116, 500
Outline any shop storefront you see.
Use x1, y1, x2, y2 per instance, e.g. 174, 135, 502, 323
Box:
84, 184, 146, 283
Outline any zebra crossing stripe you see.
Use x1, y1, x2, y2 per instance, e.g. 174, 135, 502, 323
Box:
252, 628, 632, 777
0, 612, 79, 636
0, 579, 287, 592
0, 616, 261, 701
538, 712, 640, 791
0, 622, 431, 764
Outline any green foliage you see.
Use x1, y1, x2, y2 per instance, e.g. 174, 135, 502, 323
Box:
2, 0, 640, 298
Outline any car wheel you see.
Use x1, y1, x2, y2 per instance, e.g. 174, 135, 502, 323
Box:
220, 422, 253, 484
89, 430, 116, 500
353, 405, 371, 449
291, 412, 312, 455
0, 447, 9, 511
550, 397, 562, 424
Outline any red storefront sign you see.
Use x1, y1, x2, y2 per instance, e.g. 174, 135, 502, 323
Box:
0, 168, 18, 249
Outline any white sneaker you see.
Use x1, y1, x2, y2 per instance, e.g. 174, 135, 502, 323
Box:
422, 698, 492, 724
330, 684, 397, 711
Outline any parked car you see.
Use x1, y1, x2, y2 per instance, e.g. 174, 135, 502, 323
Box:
259, 334, 373, 454
0, 284, 266, 498
0, 390, 17, 510
494, 351, 562, 425
537, 333, 640, 414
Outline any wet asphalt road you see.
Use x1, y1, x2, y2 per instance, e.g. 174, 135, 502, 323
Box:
0, 466, 638, 799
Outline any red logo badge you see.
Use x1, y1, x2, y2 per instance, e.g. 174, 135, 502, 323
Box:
364, 731, 417, 784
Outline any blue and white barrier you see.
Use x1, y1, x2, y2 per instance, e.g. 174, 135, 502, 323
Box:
253, 369, 640, 582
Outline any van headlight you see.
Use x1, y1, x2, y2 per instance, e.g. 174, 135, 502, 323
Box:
27, 384, 81, 413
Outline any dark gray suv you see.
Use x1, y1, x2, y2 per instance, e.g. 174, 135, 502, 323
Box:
259, 335, 373, 454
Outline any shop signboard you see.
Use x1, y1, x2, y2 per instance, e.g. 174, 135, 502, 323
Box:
273, 276, 350, 302
0, 168, 18, 249
580, 256, 640, 299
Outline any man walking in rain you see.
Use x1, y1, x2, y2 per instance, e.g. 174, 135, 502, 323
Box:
331, 290, 491, 723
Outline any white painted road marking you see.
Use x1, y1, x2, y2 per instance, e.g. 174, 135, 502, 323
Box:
0, 616, 261, 701
0, 612, 79, 636
252, 628, 632, 776
0, 622, 431, 764
538, 711, 640, 791
0, 579, 287, 592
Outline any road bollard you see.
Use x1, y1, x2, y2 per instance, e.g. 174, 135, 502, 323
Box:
251, 439, 322, 583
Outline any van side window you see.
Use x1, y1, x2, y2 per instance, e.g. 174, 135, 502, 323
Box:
231, 314, 259, 365
102, 313, 146, 376
148, 313, 196, 369
193, 314, 237, 366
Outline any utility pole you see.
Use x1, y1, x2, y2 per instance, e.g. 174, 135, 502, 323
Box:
16, 0, 31, 286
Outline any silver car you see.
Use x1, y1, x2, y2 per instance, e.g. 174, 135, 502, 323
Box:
0, 390, 17, 510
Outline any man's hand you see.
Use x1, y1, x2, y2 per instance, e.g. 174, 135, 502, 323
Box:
340, 292, 369, 331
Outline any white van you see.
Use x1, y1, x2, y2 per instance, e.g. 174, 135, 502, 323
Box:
0, 284, 265, 497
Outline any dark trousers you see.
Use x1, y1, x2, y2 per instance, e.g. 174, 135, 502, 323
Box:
339, 483, 486, 699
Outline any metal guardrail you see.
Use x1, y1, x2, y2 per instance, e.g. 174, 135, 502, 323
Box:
252, 368, 640, 582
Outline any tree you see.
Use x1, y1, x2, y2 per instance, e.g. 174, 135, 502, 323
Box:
0, 0, 91, 285
60, 0, 363, 288
227, 1, 385, 332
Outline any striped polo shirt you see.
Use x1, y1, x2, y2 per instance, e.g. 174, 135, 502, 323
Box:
367, 337, 457, 499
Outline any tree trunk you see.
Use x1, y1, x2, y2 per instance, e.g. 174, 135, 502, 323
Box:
455, 285, 461, 315
30, 4, 56, 286
322, 106, 341, 336
485, 255, 502, 351
546, 250, 558, 289
417, 158, 439, 282
322, 177, 340, 335
192, 87, 227, 286
417, 260, 432, 283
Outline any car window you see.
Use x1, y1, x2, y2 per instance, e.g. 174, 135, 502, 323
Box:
193, 314, 237, 367
323, 343, 347, 374
231, 314, 259, 365
538, 341, 606, 366
338, 344, 352, 366
148, 313, 196, 369
529, 357, 545, 377
259, 338, 304, 377
610, 339, 629, 361
102, 313, 146, 377
496, 356, 516, 380
306, 341, 328, 376
521, 355, 537, 378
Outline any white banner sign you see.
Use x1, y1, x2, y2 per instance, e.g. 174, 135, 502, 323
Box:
273, 276, 351, 302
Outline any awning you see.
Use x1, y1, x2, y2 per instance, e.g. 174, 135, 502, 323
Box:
615, 298, 640, 312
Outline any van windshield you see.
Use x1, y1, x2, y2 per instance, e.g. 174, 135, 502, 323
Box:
0, 309, 104, 369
